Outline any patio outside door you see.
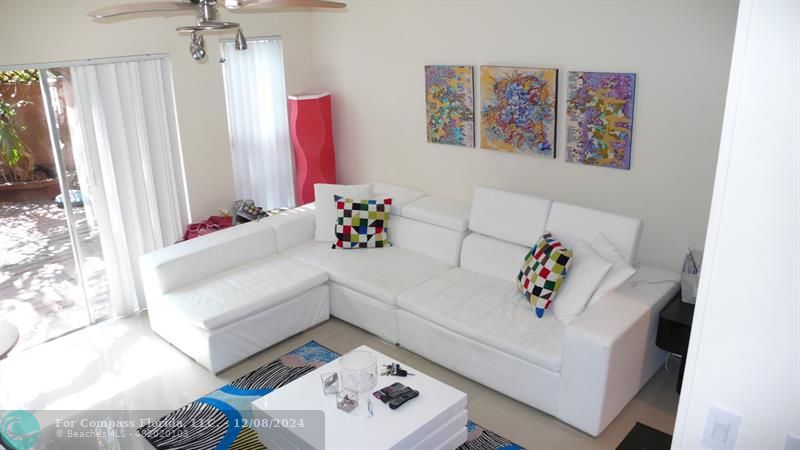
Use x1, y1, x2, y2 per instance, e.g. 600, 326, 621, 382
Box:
1, 68, 110, 350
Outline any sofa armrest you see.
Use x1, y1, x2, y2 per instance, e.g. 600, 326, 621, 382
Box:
557, 265, 679, 436
263, 203, 317, 252
140, 221, 278, 298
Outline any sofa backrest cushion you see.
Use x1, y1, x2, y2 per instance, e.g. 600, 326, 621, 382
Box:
372, 182, 427, 215
469, 186, 552, 247
141, 221, 278, 295
391, 215, 466, 266
267, 204, 316, 252
401, 196, 470, 232
460, 232, 530, 282
545, 202, 642, 265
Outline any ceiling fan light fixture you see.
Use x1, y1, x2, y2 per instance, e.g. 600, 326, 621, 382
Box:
88, 0, 348, 60
235, 29, 248, 51
190, 31, 206, 61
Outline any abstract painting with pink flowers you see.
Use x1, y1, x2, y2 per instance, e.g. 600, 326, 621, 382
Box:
480, 66, 558, 158
566, 71, 636, 170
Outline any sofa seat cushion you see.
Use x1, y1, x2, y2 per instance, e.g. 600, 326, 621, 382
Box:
397, 268, 565, 371
284, 241, 451, 306
161, 255, 328, 330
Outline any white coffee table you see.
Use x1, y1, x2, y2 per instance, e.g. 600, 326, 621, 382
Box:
251, 345, 468, 450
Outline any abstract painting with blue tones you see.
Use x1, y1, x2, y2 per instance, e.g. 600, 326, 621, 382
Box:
480, 66, 558, 158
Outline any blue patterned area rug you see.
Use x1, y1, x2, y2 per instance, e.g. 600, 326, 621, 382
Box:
139, 341, 524, 450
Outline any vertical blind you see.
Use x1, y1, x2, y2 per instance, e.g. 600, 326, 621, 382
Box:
68, 58, 189, 316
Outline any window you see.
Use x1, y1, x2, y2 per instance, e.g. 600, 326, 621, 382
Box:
221, 37, 295, 210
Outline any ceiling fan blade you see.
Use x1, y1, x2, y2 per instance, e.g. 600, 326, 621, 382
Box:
237, 0, 346, 10
88, 2, 196, 19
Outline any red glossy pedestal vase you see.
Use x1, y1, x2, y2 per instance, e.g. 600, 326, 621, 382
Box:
288, 92, 336, 205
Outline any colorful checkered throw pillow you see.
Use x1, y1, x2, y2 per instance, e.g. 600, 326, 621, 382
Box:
516, 232, 573, 317
332, 195, 392, 249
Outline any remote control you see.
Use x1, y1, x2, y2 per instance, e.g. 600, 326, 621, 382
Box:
389, 387, 413, 400
388, 388, 419, 409
373, 383, 408, 403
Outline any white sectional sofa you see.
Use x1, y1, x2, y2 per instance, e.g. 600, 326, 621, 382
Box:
140, 183, 679, 437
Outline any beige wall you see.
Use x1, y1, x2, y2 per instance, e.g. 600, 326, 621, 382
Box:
1, 0, 739, 270
307, 0, 739, 270
0, 0, 315, 220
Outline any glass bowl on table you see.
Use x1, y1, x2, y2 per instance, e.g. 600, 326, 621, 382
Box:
338, 350, 378, 416
339, 350, 378, 393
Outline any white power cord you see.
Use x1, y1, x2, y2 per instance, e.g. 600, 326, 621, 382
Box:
630, 279, 678, 288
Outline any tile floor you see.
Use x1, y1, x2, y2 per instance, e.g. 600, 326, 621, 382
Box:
1, 200, 111, 350
0, 313, 680, 449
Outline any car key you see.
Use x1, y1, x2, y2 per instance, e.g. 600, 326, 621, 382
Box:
384, 363, 414, 377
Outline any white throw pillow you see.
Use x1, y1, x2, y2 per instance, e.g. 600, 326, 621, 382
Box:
588, 232, 638, 306
313, 183, 372, 242
553, 239, 612, 325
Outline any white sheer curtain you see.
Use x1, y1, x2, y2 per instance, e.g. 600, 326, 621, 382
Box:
221, 37, 295, 209
67, 58, 189, 316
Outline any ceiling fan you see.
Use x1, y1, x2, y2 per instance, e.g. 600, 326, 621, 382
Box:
88, 0, 346, 61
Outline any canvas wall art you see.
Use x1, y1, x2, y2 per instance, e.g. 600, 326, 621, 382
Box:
565, 71, 636, 170
480, 66, 558, 158
424, 65, 475, 147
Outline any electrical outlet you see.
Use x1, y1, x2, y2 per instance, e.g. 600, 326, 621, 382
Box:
702, 406, 741, 450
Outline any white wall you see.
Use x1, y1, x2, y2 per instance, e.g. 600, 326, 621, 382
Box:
0, 0, 316, 220
308, 0, 739, 270
672, 1, 800, 449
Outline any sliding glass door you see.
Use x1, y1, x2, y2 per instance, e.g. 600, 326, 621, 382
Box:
0, 68, 109, 350
1, 57, 189, 352
41, 68, 112, 325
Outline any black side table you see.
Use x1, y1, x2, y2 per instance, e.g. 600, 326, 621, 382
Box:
655, 293, 695, 393
616, 422, 672, 450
